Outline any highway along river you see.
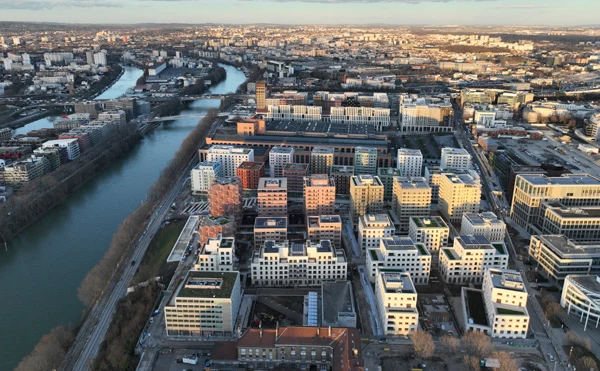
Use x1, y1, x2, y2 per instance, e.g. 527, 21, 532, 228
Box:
0, 63, 247, 370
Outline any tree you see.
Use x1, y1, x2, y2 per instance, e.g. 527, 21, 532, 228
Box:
15, 325, 75, 371
410, 330, 435, 359
463, 331, 493, 358
463, 355, 480, 371
440, 335, 460, 353
580, 356, 598, 371
492, 351, 519, 371
545, 302, 561, 322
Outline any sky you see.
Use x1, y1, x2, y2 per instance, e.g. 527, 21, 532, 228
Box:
0, 0, 597, 26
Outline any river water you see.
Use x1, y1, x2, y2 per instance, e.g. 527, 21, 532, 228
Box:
0, 64, 246, 371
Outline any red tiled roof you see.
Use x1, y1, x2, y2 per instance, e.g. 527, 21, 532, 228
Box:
212, 341, 237, 361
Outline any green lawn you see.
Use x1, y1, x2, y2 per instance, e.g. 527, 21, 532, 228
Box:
133, 220, 186, 285
493, 243, 506, 254
497, 307, 524, 315
369, 249, 379, 261
443, 249, 456, 260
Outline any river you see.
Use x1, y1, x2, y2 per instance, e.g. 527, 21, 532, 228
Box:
0, 64, 246, 371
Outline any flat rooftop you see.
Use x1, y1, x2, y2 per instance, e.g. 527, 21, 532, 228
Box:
352, 174, 383, 187
463, 212, 504, 226
535, 235, 600, 256
443, 173, 479, 185
308, 215, 342, 227
255, 217, 288, 229
312, 146, 334, 154
546, 204, 600, 219
457, 235, 494, 249
322, 281, 356, 325
258, 177, 287, 189
174, 270, 238, 300
283, 162, 309, 171
271, 146, 294, 154
463, 288, 489, 327
520, 174, 600, 186
265, 120, 376, 136
210, 133, 389, 149
397, 148, 422, 156
394, 177, 430, 189
569, 275, 600, 294
331, 165, 354, 174
411, 216, 448, 229
238, 161, 264, 170
380, 270, 416, 294
360, 213, 392, 226
377, 167, 402, 177
489, 269, 526, 293
381, 236, 429, 255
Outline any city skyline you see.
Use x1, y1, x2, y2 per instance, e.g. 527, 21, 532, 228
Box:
0, 0, 597, 26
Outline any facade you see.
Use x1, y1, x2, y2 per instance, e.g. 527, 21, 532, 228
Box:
250, 240, 348, 287
304, 175, 336, 216
367, 236, 431, 284
236, 161, 265, 190
358, 213, 395, 253
310, 146, 334, 175
307, 215, 342, 248
191, 161, 223, 194
350, 175, 384, 224
209, 177, 243, 223
164, 270, 242, 336
267, 105, 322, 122
194, 234, 236, 272
269, 146, 294, 178
377, 167, 402, 202
257, 177, 288, 217
282, 163, 309, 192
396, 148, 423, 177
510, 174, 600, 234
439, 172, 482, 223
255, 82, 267, 111
374, 269, 419, 336
254, 217, 288, 248
42, 138, 80, 161
330, 106, 391, 131
408, 216, 450, 252
207, 145, 255, 177
354, 147, 378, 176
399, 96, 454, 132
561, 275, 600, 331
529, 235, 600, 281
198, 215, 236, 245
439, 235, 509, 284
541, 203, 600, 241
460, 212, 506, 242
392, 177, 432, 232
331, 165, 354, 195
2, 157, 47, 189
440, 147, 472, 171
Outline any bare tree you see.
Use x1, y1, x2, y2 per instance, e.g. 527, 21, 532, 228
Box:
463, 355, 480, 371
15, 325, 75, 371
440, 335, 460, 353
545, 302, 562, 322
492, 351, 519, 371
410, 330, 435, 359
580, 356, 598, 371
463, 331, 493, 358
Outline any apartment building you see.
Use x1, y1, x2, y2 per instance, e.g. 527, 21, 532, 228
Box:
42, 138, 80, 161
207, 145, 255, 177
164, 270, 242, 336
267, 105, 322, 122
439, 235, 509, 284
367, 236, 431, 284
529, 235, 600, 281
269, 146, 294, 178
191, 161, 222, 194
510, 174, 600, 234
2, 157, 48, 190
250, 240, 348, 287
255, 82, 267, 111
258, 177, 288, 217
307, 215, 342, 248
440, 148, 472, 171
209, 177, 243, 223
375, 269, 419, 336
198, 215, 236, 245
358, 213, 395, 252
304, 175, 336, 216
538, 201, 600, 241
354, 147, 378, 176
462, 268, 530, 339
350, 175, 384, 224
331, 165, 354, 195
408, 216, 450, 252
194, 234, 236, 271
396, 148, 423, 177
460, 212, 506, 242
330, 106, 391, 131
399, 96, 454, 132
282, 163, 309, 192
254, 217, 288, 248
236, 161, 265, 190
377, 167, 402, 202
439, 173, 482, 223
310, 146, 334, 175
561, 275, 600, 331
391, 177, 432, 232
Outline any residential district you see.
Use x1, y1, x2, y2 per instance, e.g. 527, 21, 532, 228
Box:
1, 24, 600, 371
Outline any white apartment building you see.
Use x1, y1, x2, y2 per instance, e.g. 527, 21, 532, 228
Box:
439, 235, 509, 284
460, 212, 506, 242
190, 161, 223, 195
375, 269, 419, 336
358, 213, 395, 252
307, 215, 342, 248
350, 175, 384, 224
164, 270, 242, 336
561, 275, 600, 331
207, 145, 254, 177
254, 217, 288, 248
396, 149, 423, 177
250, 240, 348, 286
266, 105, 322, 122
194, 234, 236, 271
330, 106, 391, 131
474, 107, 496, 127
367, 236, 431, 284
392, 177, 432, 232
42, 138, 80, 161
408, 216, 450, 252
440, 148, 472, 171
399, 95, 454, 133
439, 173, 482, 223
303, 175, 336, 216
269, 146, 294, 178
511, 174, 600, 234
529, 235, 600, 281
257, 178, 288, 217
462, 268, 530, 339
354, 147, 378, 176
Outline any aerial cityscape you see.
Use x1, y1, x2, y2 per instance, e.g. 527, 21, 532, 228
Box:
1, 4, 600, 371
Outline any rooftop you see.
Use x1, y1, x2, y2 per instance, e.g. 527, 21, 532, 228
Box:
175, 270, 239, 299
322, 281, 356, 325
443, 172, 480, 186
457, 235, 494, 249
283, 162, 309, 171
411, 216, 448, 229
394, 177, 430, 189
489, 268, 526, 292
381, 236, 429, 255
195, 161, 221, 170
238, 161, 264, 170
352, 174, 383, 187
359, 213, 393, 227
331, 165, 355, 174
545, 203, 600, 219
535, 235, 600, 256
397, 148, 422, 156
377, 167, 402, 177
255, 217, 288, 229
463, 288, 489, 327
265, 120, 376, 137
304, 174, 335, 187
271, 146, 294, 154
463, 212, 504, 226
380, 270, 416, 294
312, 146, 335, 154
569, 275, 600, 295
308, 215, 342, 228
258, 177, 287, 190
520, 173, 600, 187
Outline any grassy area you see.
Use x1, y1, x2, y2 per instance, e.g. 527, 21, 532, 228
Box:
443, 249, 456, 260
369, 249, 379, 261
493, 243, 506, 254
133, 220, 185, 285
416, 244, 428, 255
497, 308, 524, 315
